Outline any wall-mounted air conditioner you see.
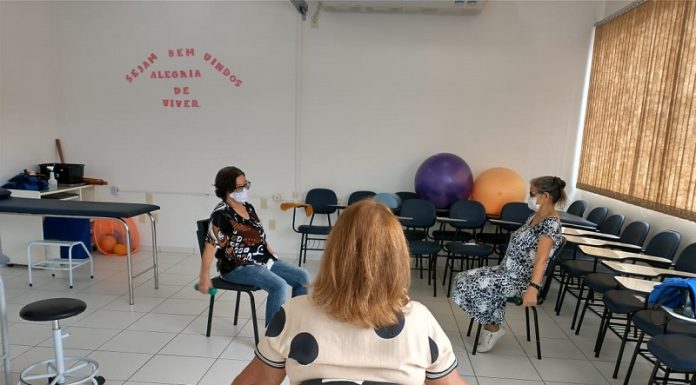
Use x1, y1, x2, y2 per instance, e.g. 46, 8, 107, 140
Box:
320, 0, 486, 15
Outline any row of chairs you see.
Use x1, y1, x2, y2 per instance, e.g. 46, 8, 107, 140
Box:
551, 202, 696, 385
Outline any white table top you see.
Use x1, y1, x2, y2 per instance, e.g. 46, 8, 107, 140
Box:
614, 276, 659, 294
565, 234, 642, 251
602, 260, 696, 279
562, 227, 620, 240
578, 245, 672, 265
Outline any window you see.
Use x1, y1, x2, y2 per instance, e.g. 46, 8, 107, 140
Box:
577, 0, 696, 220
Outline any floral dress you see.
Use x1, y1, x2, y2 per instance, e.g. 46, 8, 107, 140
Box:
451, 215, 562, 324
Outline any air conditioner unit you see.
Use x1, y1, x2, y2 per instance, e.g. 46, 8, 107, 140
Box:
321, 0, 486, 15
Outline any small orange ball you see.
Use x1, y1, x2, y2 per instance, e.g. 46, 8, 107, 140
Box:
100, 235, 117, 253
113, 243, 127, 256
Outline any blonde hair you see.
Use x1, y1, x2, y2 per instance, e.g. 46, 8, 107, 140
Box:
311, 199, 411, 328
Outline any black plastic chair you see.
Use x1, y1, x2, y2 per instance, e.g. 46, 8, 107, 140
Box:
196, 219, 259, 344
622, 244, 696, 385
401, 199, 440, 296
442, 200, 493, 296
647, 334, 696, 385
289, 188, 338, 266
467, 237, 567, 359
596, 213, 624, 236
586, 207, 609, 227
477, 202, 533, 261
347, 190, 376, 206
573, 230, 682, 337
555, 220, 650, 316
567, 200, 588, 217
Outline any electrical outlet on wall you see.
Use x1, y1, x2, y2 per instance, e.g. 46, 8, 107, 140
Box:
260, 197, 268, 209
272, 193, 282, 202
268, 219, 276, 230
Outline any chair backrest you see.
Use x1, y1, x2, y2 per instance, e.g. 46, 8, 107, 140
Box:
643, 230, 681, 263
395, 191, 419, 202
499, 202, 533, 230
449, 199, 487, 229
196, 219, 209, 256
587, 207, 609, 227
618, 220, 650, 246
306, 188, 338, 215
400, 199, 436, 228
567, 200, 588, 217
674, 243, 696, 273
347, 190, 376, 206
541, 237, 568, 301
598, 213, 624, 235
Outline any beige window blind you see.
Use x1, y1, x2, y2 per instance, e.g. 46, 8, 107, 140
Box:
577, 0, 696, 221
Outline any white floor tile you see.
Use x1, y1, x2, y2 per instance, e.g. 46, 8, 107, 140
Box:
219, 337, 256, 361
11, 347, 92, 373
128, 313, 196, 333
99, 330, 177, 354
38, 326, 121, 350
130, 354, 215, 384
469, 353, 541, 380
8, 323, 54, 346
151, 298, 209, 316
476, 377, 544, 385
532, 357, 609, 384
103, 295, 166, 313
75, 309, 145, 329
159, 333, 230, 358
197, 358, 248, 385
181, 315, 246, 338
88, 351, 152, 381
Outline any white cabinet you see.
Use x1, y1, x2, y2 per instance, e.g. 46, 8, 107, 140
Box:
0, 185, 96, 265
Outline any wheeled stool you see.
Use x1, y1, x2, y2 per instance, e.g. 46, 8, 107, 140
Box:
18, 298, 105, 385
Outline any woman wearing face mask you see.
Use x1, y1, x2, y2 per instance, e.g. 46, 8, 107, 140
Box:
197, 166, 310, 325
450, 176, 565, 353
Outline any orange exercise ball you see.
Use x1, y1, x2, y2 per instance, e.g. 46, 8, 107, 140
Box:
471, 167, 527, 216
100, 235, 117, 253
113, 243, 127, 256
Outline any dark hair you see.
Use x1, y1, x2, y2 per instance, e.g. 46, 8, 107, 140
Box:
531, 176, 567, 206
214, 166, 245, 200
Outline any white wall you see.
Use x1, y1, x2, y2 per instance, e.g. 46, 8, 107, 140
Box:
0, 1, 604, 256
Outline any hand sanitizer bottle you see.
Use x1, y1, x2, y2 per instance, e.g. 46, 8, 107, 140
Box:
47, 166, 58, 191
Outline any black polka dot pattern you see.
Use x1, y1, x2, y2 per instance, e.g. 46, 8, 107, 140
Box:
374, 316, 405, 339
289, 332, 319, 365
265, 307, 285, 337
429, 337, 439, 363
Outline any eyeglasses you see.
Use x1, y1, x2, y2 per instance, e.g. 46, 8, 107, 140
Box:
233, 181, 251, 193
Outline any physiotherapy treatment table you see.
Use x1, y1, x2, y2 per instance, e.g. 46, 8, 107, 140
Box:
0, 197, 160, 305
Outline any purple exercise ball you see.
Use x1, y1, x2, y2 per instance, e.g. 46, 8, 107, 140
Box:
414, 153, 474, 209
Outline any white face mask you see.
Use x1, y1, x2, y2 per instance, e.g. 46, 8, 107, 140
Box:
230, 189, 248, 203
527, 196, 540, 211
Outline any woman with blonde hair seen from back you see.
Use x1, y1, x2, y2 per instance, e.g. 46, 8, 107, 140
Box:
232, 199, 467, 385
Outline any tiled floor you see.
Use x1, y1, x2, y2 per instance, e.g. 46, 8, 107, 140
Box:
0, 250, 657, 385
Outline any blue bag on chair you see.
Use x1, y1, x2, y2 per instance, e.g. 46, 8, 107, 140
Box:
648, 277, 696, 319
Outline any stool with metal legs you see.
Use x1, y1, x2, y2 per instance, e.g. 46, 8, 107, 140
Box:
17, 298, 105, 385
1, 254, 11, 385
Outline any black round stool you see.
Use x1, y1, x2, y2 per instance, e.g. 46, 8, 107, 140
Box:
18, 298, 105, 385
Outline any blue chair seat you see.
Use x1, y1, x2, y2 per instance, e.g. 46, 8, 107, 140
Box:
445, 242, 493, 257
648, 334, 696, 372
404, 229, 427, 241
297, 224, 332, 235
634, 309, 696, 337
433, 230, 473, 243
563, 260, 613, 276
604, 290, 645, 314
585, 273, 620, 293
408, 241, 440, 255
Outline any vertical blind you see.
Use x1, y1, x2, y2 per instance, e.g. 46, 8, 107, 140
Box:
577, 0, 696, 221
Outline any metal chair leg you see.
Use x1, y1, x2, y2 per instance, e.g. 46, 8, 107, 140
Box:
532, 306, 541, 360
570, 283, 586, 329
623, 331, 645, 385
206, 294, 215, 337
472, 323, 482, 355
612, 314, 633, 378
247, 291, 259, 346
576, 289, 594, 335
233, 291, 241, 325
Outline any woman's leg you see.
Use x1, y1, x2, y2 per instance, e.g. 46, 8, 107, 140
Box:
221, 265, 287, 326
269, 260, 310, 297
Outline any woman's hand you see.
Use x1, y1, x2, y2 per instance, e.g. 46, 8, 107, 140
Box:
521, 287, 538, 307
197, 275, 212, 295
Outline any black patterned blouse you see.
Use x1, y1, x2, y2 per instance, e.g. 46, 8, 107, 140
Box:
206, 201, 276, 275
